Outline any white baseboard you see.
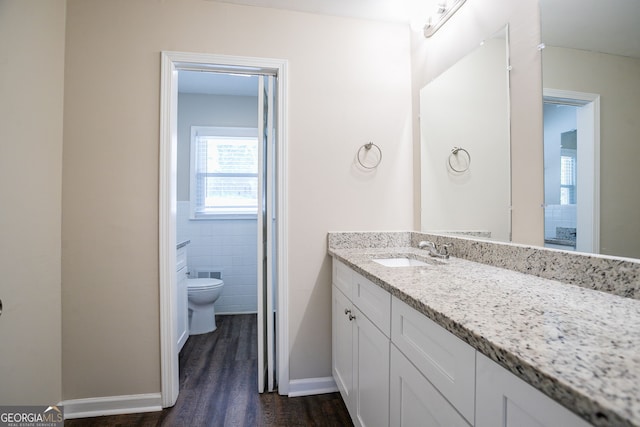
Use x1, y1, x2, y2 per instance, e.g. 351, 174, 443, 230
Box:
61, 393, 162, 419
288, 376, 338, 397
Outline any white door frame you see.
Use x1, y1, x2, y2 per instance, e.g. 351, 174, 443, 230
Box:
159, 51, 289, 407
543, 88, 600, 253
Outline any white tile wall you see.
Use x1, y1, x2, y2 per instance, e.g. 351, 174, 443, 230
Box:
177, 201, 257, 313
544, 204, 577, 239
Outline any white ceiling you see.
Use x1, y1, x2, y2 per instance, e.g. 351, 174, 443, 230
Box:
215, 0, 640, 60
217, 0, 640, 59
182, 0, 640, 95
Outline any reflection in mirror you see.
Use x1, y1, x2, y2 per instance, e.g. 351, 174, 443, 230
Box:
541, 0, 640, 259
543, 89, 599, 253
420, 26, 511, 241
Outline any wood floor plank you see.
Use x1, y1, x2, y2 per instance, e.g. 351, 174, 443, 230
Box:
64, 314, 352, 427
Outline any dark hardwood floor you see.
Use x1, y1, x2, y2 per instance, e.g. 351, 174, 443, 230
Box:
65, 314, 352, 427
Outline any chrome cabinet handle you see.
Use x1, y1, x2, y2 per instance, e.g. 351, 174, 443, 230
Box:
348, 313, 356, 321
344, 309, 351, 316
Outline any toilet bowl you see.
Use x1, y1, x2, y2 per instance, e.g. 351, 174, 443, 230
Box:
187, 278, 224, 335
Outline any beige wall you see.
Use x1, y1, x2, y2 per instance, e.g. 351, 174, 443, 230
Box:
411, 0, 544, 246
0, 0, 65, 404
543, 47, 640, 258
62, 0, 413, 399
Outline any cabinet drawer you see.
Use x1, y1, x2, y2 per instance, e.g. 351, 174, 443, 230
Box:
352, 272, 391, 337
390, 345, 470, 427
333, 259, 353, 296
391, 297, 475, 424
176, 246, 187, 271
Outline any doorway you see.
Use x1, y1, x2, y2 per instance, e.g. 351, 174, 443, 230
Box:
159, 52, 289, 407
543, 89, 600, 253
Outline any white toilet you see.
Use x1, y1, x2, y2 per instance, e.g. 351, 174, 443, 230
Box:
187, 278, 224, 334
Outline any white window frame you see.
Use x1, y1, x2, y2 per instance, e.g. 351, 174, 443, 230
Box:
189, 126, 259, 219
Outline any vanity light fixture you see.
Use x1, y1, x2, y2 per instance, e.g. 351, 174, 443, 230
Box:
423, 0, 467, 38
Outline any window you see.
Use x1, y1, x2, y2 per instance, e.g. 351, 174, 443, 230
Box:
560, 150, 577, 205
190, 127, 259, 218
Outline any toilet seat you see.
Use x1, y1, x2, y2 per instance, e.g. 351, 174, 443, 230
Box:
187, 278, 223, 292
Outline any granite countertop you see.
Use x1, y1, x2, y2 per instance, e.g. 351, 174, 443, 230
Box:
328, 246, 640, 427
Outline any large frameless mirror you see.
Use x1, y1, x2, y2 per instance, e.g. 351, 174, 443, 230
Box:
420, 26, 511, 241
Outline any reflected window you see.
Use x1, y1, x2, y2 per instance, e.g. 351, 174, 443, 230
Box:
560, 151, 576, 205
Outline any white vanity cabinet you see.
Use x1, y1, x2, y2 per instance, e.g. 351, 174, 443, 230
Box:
332, 258, 593, 427
176, 245, 188, 352
476, 353, 592, 427
332, 260, 390, 427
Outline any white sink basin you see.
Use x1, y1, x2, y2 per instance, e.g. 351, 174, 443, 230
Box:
373, 257, 429, 267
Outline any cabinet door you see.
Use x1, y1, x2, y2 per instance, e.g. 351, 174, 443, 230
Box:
390, 345, 470, 427
354, 307, 390, 427
333, 285, 354, 414
176, 267, 188, 352
476, 353, 592, 427
391, 297, 475, 423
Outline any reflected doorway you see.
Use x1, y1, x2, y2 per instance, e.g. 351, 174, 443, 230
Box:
543, 89, 600, 253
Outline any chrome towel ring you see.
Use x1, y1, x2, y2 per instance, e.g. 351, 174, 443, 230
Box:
448, 146, 471, 173
357, 142, 382, 169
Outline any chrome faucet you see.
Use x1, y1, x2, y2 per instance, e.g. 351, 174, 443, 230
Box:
418, 240, 451, 259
